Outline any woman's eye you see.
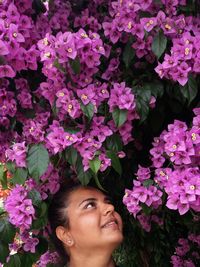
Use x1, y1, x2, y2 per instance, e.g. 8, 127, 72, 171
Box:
85, 202, 95, 209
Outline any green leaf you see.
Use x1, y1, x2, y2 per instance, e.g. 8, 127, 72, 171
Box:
5, 161, 15, 174
32, 202, 48, 229
70, 57, 81, 74
76, 155, 92, 185
0, 242, 9, 263
106, 151, 122, 176
143, 179, 154, 187
152, 30, 167, 59
33, 0, 46, 13
123, 41, 135, 68
65, 146, 78, 166
80, 102, 95, 120
94, 174, 105, 191
136, 96, 150, 123
20, 253, 39, 267
0, 164, 7, 189
12, 168, 28, 185
5, 254, 21, 267
106, 134, 123, 152
141, 203, 152, 215
27, 144, 49, 182
180, 75, 198, 105
149, 80, 164, 98
112, 108, 128, 128
78, 169, 92, 186
28, 189, 42, 207
0, 217, 16, 243
89, 157, 101, 174
53, 58, 66, 73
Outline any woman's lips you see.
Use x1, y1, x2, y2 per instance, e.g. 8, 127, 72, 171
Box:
101, 219, 119, 229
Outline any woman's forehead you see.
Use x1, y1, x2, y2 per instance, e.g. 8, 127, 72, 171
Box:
68, 187, 106, 205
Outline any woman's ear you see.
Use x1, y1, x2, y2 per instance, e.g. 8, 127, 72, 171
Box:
56, 226, 74, 247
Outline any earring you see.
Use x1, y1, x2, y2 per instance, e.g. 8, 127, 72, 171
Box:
67, 240, 72, 244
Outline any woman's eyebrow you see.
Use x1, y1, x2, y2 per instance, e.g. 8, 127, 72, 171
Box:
104, 196, 113, 202
78, 197, 97, 206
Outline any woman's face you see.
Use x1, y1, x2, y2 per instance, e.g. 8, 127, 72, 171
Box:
64, 187, 123, 251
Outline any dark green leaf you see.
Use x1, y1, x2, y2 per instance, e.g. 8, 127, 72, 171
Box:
152, 30, 167, 59
70, 57, 81, 74
136, 97, 149, 123
123, 41, 135, 68
32, 0, 46, 13
180, 75, 198, 105
78, 169, 92, 186
106, 134, 123, 152
0, 164, 7, 189
5, 254, 21, 267
94, 174, 105, 191
80, 102, 95, 121
106, 151, 122, 176
23, 109, 35, 119
148, 81, 164, 98
53, 58, 66, 73
32, 202, 48, 229
0, 217, 16, 243
0, 242, 9, 263
5, 161, 15, 174
141, 203, 152, 215
89, 157, 101, 174
65, 146, 78, 166
28, 189, 42, 207
12, 168, 28, 185
20, 253, 39, 267
27, 144, 49, 182
76, 155, 92, 185
143, 179, 154, 187
112, 108, 128, 128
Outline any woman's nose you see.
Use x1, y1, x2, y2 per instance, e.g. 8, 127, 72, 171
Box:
102, 202, 115, 215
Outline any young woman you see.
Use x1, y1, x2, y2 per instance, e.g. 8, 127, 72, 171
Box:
48, 182, 123, 267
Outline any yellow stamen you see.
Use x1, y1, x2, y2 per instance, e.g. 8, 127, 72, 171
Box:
191, 133, 196, 141
29, 127, 34, 133
44, 52, 51, 58
43, 37, 48, 45
190, 185, 195, 190
58, 92, 64, 97
81, 33, 88, 38
185, 47, 190, 55
160, 171, 165, 176
81, 94, 88, 100
165, 24, 172, 30
13, 32, 17, 38
127, 21, 132, 29
67, 48, 72, 53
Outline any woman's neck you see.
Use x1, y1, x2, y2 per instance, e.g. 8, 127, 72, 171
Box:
68, 250, 116, 267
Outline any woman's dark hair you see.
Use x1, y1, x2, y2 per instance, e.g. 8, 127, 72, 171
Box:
48, 180, 83, 266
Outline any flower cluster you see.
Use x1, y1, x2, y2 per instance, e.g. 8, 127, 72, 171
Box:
0, 0, 199, 265
103, 0, 200, 85
123, 180, 163, 218
4, 184, 35, 231
124, 108, 200, 218
36, 251, 59, 267
171, 234, 200, 267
